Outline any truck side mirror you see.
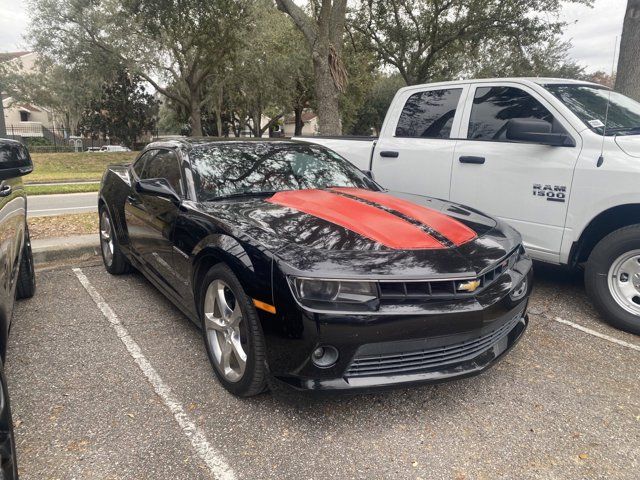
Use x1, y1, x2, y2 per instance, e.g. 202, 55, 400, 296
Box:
361, 169, 375, 180
0, 140, 34, 181
506, 119, 575, 147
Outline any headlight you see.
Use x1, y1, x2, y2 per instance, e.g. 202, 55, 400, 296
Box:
290, 278, 379, 311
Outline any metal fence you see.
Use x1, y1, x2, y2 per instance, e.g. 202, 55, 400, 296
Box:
3, 124, 145, 152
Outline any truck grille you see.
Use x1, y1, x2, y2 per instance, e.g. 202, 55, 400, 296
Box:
345, 315, 522, 379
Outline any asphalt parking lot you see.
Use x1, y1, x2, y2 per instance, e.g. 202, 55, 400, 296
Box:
6, 262, 640, 480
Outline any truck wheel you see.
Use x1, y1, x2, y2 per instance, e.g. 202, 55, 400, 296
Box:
585, 225, 640, 335
16, 225, 36, 299
99, 206, 131, 275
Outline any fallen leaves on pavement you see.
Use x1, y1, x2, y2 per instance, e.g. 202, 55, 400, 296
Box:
29, 213, 98, 240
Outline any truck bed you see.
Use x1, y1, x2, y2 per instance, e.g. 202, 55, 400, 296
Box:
293, 136, 377, 171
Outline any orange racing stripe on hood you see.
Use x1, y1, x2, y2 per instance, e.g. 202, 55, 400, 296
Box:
330, 187, 477, 246
267, 189, 444, 250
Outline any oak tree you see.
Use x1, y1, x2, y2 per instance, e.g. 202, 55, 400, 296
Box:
616, 0, 640, 100
275, 0, 348, 134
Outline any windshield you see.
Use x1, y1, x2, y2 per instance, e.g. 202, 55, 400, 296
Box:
189, 142, 378, 201
545, 84, 640, 136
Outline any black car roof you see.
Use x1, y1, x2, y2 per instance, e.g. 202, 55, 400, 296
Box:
146, 137, 307, 151
0, 138, 25, 147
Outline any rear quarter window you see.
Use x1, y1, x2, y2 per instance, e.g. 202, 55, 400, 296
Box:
395, 89, 462, 139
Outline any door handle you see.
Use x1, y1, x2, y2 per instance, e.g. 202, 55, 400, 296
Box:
379, 151, 399, 158
0, 184, 12, 197
459, 156, 485, 164
127, 194, 141, 205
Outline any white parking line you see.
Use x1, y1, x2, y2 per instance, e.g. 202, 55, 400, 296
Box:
554, 317, 640, 352
73, 268, 236, 480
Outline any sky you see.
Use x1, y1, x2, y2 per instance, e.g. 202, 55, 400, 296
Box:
0, 0, 628, 73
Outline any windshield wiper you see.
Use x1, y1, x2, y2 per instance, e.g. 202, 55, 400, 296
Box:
208, 190, 278, 201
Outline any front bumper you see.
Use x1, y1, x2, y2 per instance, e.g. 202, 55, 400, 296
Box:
264, 255, 533, 393
273, 308, 528, 393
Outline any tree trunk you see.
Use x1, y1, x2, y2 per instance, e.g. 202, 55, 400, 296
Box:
313, 46, 342, 135
294, 106, 304, 136
274, 0, 346, 136
190, 95, 203, 137
0, 95, 6, 137
215, 85, 223, 137
252, 113, 262, 138
616, 0, 640, 101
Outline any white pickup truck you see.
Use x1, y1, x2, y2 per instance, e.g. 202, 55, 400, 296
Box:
295, 77, 640, 334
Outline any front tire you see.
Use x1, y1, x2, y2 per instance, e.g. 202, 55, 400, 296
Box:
99, 206, 131, 275
16, 225, 35, 299
199, 264, 267, 397
585, 225, 640, 335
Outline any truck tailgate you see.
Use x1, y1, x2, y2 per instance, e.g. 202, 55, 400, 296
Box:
293, 136, 376, 170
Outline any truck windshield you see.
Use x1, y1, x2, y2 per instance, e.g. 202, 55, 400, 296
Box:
545, 84, 640, 136
190, 142, 378, 201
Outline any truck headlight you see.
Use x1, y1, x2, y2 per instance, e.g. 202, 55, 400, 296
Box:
290, 278, 379, 311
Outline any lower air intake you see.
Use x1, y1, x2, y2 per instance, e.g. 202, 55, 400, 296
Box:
345, 315, 522, 379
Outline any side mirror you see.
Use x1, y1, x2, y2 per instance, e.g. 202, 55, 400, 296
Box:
361, 169, 375, 180
506, 119, 575, 147
0, 140, 33, 181
135, 178, 181, 204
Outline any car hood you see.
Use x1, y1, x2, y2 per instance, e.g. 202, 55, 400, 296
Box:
615, 135, 640, 158
200, 188, 519, 278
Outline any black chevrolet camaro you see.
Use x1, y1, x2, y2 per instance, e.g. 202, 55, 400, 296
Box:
99, 139, 532, 396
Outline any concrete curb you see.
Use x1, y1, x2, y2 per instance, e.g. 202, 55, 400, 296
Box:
26, 180, 100, 186
32, 234, 100, 265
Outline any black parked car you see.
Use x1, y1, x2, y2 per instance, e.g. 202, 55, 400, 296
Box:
99, 139, 532, 396
0, 139, 36, 478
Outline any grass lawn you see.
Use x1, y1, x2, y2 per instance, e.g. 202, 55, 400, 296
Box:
27, 151, 137, 183
26, 183, 100, 196
29, 212, 98, 240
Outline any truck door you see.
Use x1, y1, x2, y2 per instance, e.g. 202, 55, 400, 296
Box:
372, 84, 469, 200
450, 82, 581, 262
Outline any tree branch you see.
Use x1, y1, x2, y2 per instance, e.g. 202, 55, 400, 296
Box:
274, 0, 316, 44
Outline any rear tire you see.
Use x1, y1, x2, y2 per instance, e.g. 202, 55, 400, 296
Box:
199, 264, 267, 397
99, 206, 131, 275
585, 225, 640, 335
0, 360, 18, 479
16, 225, 35, 299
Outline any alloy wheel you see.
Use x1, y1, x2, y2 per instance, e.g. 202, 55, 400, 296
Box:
203, 280, 247, 382
100, 210, 114, 266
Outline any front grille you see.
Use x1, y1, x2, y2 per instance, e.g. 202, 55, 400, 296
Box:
378, 249, 519, 302
345, 315, 522, 379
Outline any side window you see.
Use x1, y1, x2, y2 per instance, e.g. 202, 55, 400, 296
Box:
467, 86, 554, 141
395, 88, 462, 139
143, 149, 184, 196
132, 151, 155, 178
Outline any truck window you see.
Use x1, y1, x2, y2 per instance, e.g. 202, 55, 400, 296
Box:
467, 86, 554, 141
395, 88, 462, 139
546, 84, 640, 136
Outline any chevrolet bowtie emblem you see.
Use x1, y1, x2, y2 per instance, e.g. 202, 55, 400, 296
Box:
458, 279, 481, 292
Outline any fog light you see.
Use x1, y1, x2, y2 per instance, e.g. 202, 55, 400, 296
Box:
311, 345, 339, 368
511, 278, 528, 300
